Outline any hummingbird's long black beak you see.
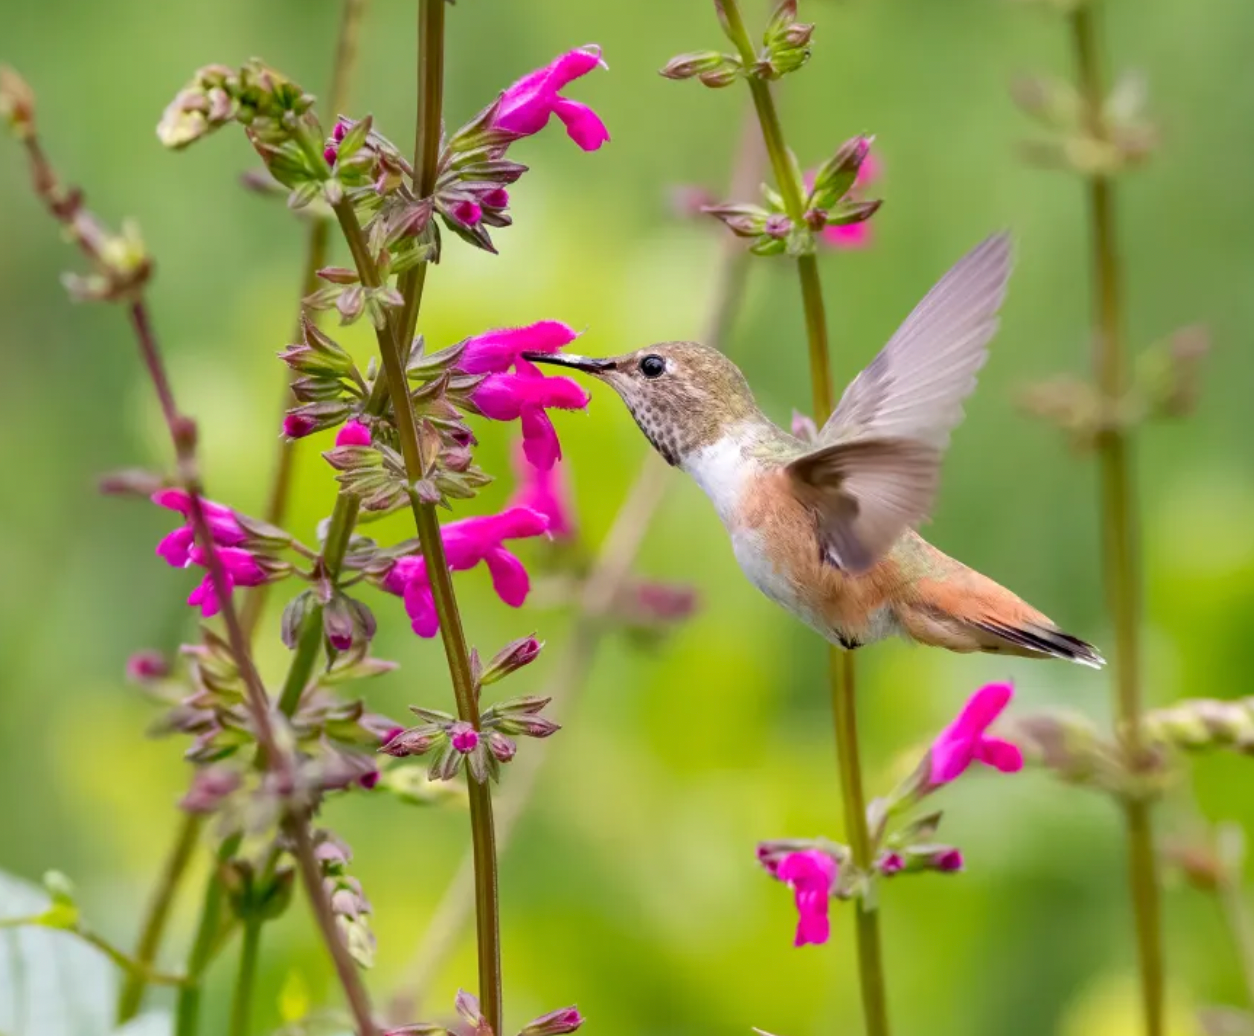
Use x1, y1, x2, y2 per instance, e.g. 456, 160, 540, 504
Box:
522, 351, 617, 374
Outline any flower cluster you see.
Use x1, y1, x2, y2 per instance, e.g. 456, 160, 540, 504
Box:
387, 991, 583, 1036
381, 689, 559, 785
759, 683, 1022, 946
152, 488, 291, 618
660, 0, 814, 88
702, 135, 881, 257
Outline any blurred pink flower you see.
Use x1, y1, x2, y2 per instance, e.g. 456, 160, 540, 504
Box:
450, 722, 480, 754
185, 546, 268, 618
775, 849, 837, 947
473, 372, 589, 470
335, 419, 372, 447
814, 151, 880, 250
509, 437, 575, 539
126, 650, 168, 683
152, 488, 246, 568
929, 682, 1023, 786
457, 321, 580, 377
935, 848, 964, 872
382, 506, 550, 637
494, 46, 609, 152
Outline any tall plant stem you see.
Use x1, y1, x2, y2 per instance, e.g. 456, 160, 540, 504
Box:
242, 0, 370, 639
1068, 7, 1163, 1036
116, 813, 204, 1023
228, 918, 262, 1036
391, 111, 766, 1016
325, 8, 503, 1009
176, 835, 240, 1036
718, 3, 889, 1034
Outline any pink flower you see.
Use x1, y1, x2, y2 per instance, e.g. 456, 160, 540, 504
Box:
929, 682, 1023, 786
283, 413, 318, 439
450, 722, 480, 754
381, 506, 550, 637
126, 650, 168, 683
494, 46, 609, 152
775, 849, 837, 947
935, 848, 964, 872
509, 437, 574, 539
185, 546, 268, 618
457, 321, 580, 376
152, 488, 246, 568
450, 199, 483, 226
521, 1006, 584, 1036
335, 419, 372, 447
876, 851, 905, 877
473, 372, 589, 470
818, 151, 880, 250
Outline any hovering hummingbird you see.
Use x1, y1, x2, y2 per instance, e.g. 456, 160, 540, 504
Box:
525, 233, 1103, 667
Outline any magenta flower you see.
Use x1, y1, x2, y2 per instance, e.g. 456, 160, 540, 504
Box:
335, 419, 372, 447
775, 849, 837, 947
509, 437, 575, 539
283, 413, 318, 439
494, 46, 609, 152
153, 488, 246, 568
381, 506, 550, 637
929, 682, 1023, 786
450, 722, 480, 754
935, 848, 964, 872
450, 199, 484, 226
473, 372, 589, 470
817, 151, 880, 249
457, 321, 580, 377
185, 546, 268, 618
125, 650, 168, 683
876, 851, 905, 877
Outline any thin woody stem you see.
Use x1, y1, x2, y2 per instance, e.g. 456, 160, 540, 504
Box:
115, 813, 204, 1023
1068, 7, 1164, 1036
331, 189, 501, 1036
718, 3, 889, 1034
391, 109, 766, 1016
243, 0, 371, 639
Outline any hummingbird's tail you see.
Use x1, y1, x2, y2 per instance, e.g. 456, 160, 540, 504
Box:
968, 618, 1106, 669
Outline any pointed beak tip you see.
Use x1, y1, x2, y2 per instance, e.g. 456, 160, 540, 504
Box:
521, 351, 616, 375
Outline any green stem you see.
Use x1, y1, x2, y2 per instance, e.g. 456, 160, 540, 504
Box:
0, 918, 187, 987
1068, 8, 1163, 1036
717, 3, 889, 1033
176, 835, 240, 1036
287, 817, 378, 1034
243, 0, 371, 640
331, 190, 502, 1036
115, 813, 204, 1023
229, 919, 263, 1036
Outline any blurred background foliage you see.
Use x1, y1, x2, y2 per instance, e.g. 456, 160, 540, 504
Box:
2, 0, 1254, 1034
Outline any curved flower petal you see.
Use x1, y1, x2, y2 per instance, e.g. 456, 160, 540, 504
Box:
551, 98, 609, 151
521, 406, 561, 470
156, 525, 195, 568
458, 321, 579, 375
403, 579, 440, 638
976, 736, 1024, 774
472, 375, 526, 421
484, 547, 531, 607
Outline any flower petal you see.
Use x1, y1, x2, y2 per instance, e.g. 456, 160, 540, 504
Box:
156, 526, 195, 568
521, 406, 561, 469
402, 579, 440, 638
551, 98, 609, 152
976, 736, 1024, 774
484, 547, 531, 607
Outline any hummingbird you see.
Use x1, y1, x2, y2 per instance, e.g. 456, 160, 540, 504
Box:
525, 233, 1103, 667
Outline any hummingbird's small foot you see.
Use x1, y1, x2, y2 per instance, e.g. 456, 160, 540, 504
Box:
836, 634, 862, 650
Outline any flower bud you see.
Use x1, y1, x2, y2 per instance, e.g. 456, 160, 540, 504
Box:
487, 731, 517, 763
283, 400, 352, 440
126, 650, 169, 684
0, 65, 36, 139
480, 636, 543, 686
450, 722, 480, 754
660, 51, 732, 80
521, 1006, 585, 1036
380, 725, 441, 758
875, 851, 905, 877
179, 765, 241, 814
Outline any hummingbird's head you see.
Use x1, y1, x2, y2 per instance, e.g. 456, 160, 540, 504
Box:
523, 341, 762, 466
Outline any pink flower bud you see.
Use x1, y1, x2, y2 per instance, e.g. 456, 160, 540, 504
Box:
936, 848, 964, 872
481, 187, 509, 209
521, 1006, 584, 1036
283, 413, 319, 439
450, 199, 483, 226
876, 851, 905, 876
335, 419, 372, 447
126, 650, 168, 683
487, 731, 517, 763
450, 722, 480, 754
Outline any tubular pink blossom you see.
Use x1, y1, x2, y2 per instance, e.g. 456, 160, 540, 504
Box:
509, 437, 575, 539
775, 849, 837, 947
335, 419, 372, 447
472, 372, 590, 470
185, 546, 268, 618
929, 682, 1023, 786
381, 506, 550, 637
817, 152, 881, 250
494, 46, 609, 152
152, 489, 246, 567
457, 321, 580, 376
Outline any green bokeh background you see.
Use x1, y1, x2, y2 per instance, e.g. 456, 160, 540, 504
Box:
3, 0, 1254, 1034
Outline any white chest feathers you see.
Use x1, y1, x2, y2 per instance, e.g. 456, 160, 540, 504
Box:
681, 433, 754, 526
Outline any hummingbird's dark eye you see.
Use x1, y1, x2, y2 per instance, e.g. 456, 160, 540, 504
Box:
639, 355, 666, 379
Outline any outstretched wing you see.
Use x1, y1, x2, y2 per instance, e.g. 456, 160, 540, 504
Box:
786, 233, 1014, 573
